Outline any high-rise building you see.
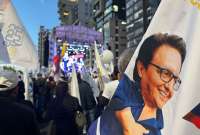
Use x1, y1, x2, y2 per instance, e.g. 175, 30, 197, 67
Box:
58, 0, 94, 28
76, 0, 94, 27
93, 0, 127, 65
109, 19, 127, 64
58, 0, 78, 25
38, 26, 50, 67
126, 0, 160, 48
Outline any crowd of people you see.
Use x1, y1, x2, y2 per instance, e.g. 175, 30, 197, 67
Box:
0, 44, 132, 135
30, 72, 98, 135
0, 66, 99, 135
27, 46, 134, 135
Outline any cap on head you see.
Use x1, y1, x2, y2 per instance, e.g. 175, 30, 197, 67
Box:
0, 66, 18, 91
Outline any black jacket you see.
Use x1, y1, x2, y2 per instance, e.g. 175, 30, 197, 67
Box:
0, 96, 40, 135
46, 81, 82, 135
78, 80, 96, 111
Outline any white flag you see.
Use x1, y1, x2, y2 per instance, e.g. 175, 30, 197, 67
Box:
0, 0, 38, 70
125, 0, 200, 134
0, 31, 10, 63
94, 42, 110, 91
82, 66, 99, 102
94, 42, 109, 78
70, 64, 81, 105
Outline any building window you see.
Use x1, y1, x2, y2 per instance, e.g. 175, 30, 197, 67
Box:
116, 20, 118, 26
104, 13, 112, 22
106, 0, 112, 8
122, 29, 126, 32
116, 51, 118, 57
126, 8, 133, 16
85, 12, 88, 16
94, 1, 100, 11
104, 6, 112, 15
115, 44, 118, 49
113, 5, 119, 12
120, 36, 126, 40
121, 44, 126, 47
115, 29, 118, 33
115, 36, 118, 41
115, 58, 118, 64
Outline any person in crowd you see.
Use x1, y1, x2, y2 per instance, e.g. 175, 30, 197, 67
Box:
6, 73, 34, 110
0, 66, 40, 135
97, 48, 135, 114
82, 71, 100, 103
96, 66, 119, 117
77, 72, 97, 130
107, 48, 135, 100
111, 65, 120, 81
44, 76, 56, 109
46, 76, 82, 135
88, 33, 186, 135
34, 73, 47, 122
32, 76, 37, 102
11, 74, 35, 110
17, 75, 25, 100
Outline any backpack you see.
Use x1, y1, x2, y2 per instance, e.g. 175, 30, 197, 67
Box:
75, 111, 87, 128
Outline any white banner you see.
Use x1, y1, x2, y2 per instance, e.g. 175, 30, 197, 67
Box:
0, 0, 38, 70
125, 0, 200, 134
70, 64, 81, 105
94, 42, 109, 78
0, 31, 10, 63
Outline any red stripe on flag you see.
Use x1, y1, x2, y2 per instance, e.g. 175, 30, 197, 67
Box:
183, 112, 200, 129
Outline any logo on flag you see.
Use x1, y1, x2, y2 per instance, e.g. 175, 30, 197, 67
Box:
5, 24, 24, 47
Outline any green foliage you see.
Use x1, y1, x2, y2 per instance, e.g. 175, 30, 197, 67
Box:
3, 66, 17, 73
2, 66, 23, 75
18, 70, 24, 75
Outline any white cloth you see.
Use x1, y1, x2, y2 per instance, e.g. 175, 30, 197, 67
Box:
0, 31, 10, 63
102, 80, 119, 100
70, 64, 81, 105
